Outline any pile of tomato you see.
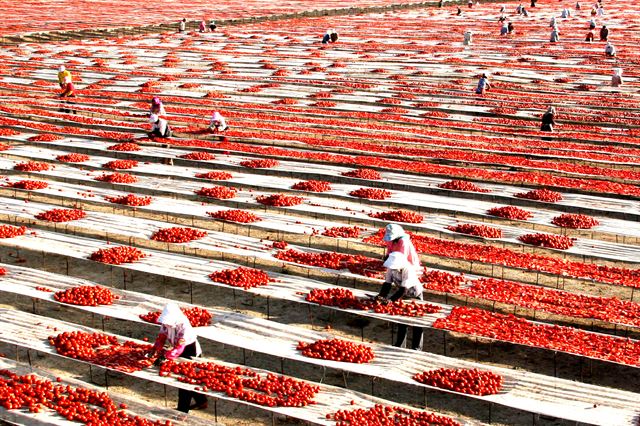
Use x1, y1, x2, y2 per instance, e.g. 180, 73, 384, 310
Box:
514, 188, 563, 203
413, 368, 503, 396
257, 194, 305, 207
446, 224, 502, 238
349, 188, 392, 200
104, 194, 152, 206
240, 159, 279, 169
14, 161, 50, 172
437, 180, 490, 193
180, 151, 216, 160
89, 246, 146, 264
369, 210, 423, 224
195, 171, 233, 180
297, 339, 374, 363
341, 169, 382, 180
103, 160, 138, 170
6, 180, 48, 190
208, 209, 262, 223
292, 180, 332, 192
108, 142, 141, 151
487, 206, 532, 221
54, 285, 119, 306
195, 186, 237, 199
518, 233, 575, 249
209, 267, 274, 289
35, 208, 86, 222
551, 214, 600, 229
28, 134, 64, 142
95, 173, 138, 183
56, 153, 90, 163
0, 225, 27, 238
151, 227, 207, 243
328, 404, 461, 426
275, 249, 385, 278
322, 226, 362, 238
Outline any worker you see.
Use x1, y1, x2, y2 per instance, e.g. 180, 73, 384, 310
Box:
585, 29, 595, 42
500, 22, 508, 35
209, 111, 228, 133
199, 20, 206, 32
148, 114, 172, 138
604, 42, 616, 56
575, 1, 581, 9
599, 25, 608, 41
588, 18, 596, 30
468, 0, 473, 8
322, 29, 331, 44
508, 22, 515, 34
550, 26, 560, 42
457, 6, 462, 15
590, 6, 597, 16
178, 18, 186, 32
149, 303, 207, 412
530, 0, 536, 7
59, 75, 75, 97
150, 97, 166, 116
596, 5, 604, 16
375, 252, 424, 350
521, 7, 529, 17
463, 31, 473, 45
540, 106, 556, 132
382, 224, 420, 270
611, 68, 623, 87
209, 19, 217, 31
57, 65, 71, 89
550, 16, 557, 27
515, 3, 523, 13
475, 73, 490, 95
500, 4, 506, 13
329, 29, 339, 43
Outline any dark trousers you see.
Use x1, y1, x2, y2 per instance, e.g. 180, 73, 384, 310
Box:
176, 342, 207, 413
395, 324, 423, 350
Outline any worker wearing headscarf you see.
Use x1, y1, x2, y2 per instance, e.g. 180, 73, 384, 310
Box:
383, 224, 420, 270
463, 31, 473, 45
604, 42, 616, 56
550, 26, 560, 42
611, 68, 623, 87
150, 303, 207, 412
376, 252, 424, 350
475, 73, 490, 95
57, 65, 71, 88
329, 29, 339, 43
209, 111, 228, 132
148, 114, 171, 138
150, 97, 166, 116
199, 19, 206, 32
322, 29, 331, 44
541, 106, 556, 132
599, 25, 609, 41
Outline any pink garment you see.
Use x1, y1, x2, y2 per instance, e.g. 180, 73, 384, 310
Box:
152, 323, 195, 359
386, 236, 421, 269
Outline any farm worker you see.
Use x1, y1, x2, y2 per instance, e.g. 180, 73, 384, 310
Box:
456, 7, 462, 15
530, 0, 536, 7
149, 303, 208, 412
599, 25, 608, 41
611, 68, 622, 87
322, 29, 331, 44
500, 22, 508, 36
178, 18, 186, 32
588, 18, 596, 30
515, 3, 523, 14
209, 19, 217, 31
463, 31, 473, 45
60, 75, 75, 97
585, 29, 594, 42
499, 4, 506, 13
611, 68, 623, 87
209, 111, 228, 132
575, 2, 581, 9
57, 65, 71, 88
604, 42, 616, 57
475, 73, 490, 95
549, 16, 557, 27
330, 29, 339, 43
199, 20, 206, 32
148, 114, 172, 138
540, 106, 556, 132
507, 22, 514, 34
521, 7, 528, 17
383, 224, 421, 270
150, 97, 166, 116
376, 252, 424, 350
468, 0, 472, 8
596, 6, 604, 16
550, 27, 560, 42
590, 7, 597, 16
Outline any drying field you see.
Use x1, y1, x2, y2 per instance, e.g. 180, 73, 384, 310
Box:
0, 0, 639, 425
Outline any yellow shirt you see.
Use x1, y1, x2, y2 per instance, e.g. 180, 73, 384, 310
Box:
57, 70, 71, 85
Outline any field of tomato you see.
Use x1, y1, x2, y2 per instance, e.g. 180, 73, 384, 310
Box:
0, 0, 640, 425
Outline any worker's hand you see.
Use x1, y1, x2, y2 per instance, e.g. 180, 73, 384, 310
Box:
153, 354, 166, 367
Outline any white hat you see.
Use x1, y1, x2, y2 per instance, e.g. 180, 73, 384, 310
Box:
59, 65, 65, 72
149, 114, 159, 123
158, 303, 187, 326
383, 224, 406, 242
383, 252, 409, 270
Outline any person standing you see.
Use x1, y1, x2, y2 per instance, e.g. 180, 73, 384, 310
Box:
463, 31, 473, 45
199, 20, 206, 32
376, 252, 424, 350
179, 18, 186, 32
599, 25, 609, 41
149, 304, 208, 412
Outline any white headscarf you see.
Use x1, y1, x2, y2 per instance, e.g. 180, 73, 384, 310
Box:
158, 303, 188, 326
158, 303, 200, 354
383, 251, 409, 270
59, 65, 65, 72
613, 68, 622, 77
383, 224, 406, 242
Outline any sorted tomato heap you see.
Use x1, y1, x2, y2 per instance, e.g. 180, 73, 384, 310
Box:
369, 210, 424, 224
341, 169, 382, 180
328, 404, 461, 426
487, 206, 533, 221
14, 161, 50, 172
28, 133, 64, 142
35, 208, 86, 222
103, 159, 138, 170
514, 188, 563, 203
95, 173, 138, 183
551, 214, 600, 229
446, 224, 502, 238
140, 306, 212, 327
54, 285, 119, 306
180, 151, 216, 160
207, 209, 261, 223
108, 142, 141, 151
6, 180, 48, 190
433, 306, 640, 366
297, 339, 374, 364
104, 194, 152, 206
56, 153, 90, 163
151, 227, 207, 243
209, 267, 274, 290
195, 171, 233, 180
413, 368, 503, 396
195, 186, 237, 199
257, 194, 304, 207
89, 246, 146, 264
438, 180, 490, 193
240, 158, 279, 169
49, 331, 153, 373
0, 225, 27, 239
518, 233, 575, 249
271, 240, 288, 249
292, 180, 332, 192
322, 226, 362, 238
306, 288, 440, 317
349, 188, 392, 200
159, 360, 319, 407
0, 370, 171, 425
276, 249, 385, 278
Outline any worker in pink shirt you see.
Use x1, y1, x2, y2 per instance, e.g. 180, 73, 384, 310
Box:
383, 224, 421, 270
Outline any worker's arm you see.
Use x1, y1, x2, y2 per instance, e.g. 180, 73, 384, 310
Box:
164, 338, 187, 360
388, 286, 407, 302
150, 332, 167, 354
